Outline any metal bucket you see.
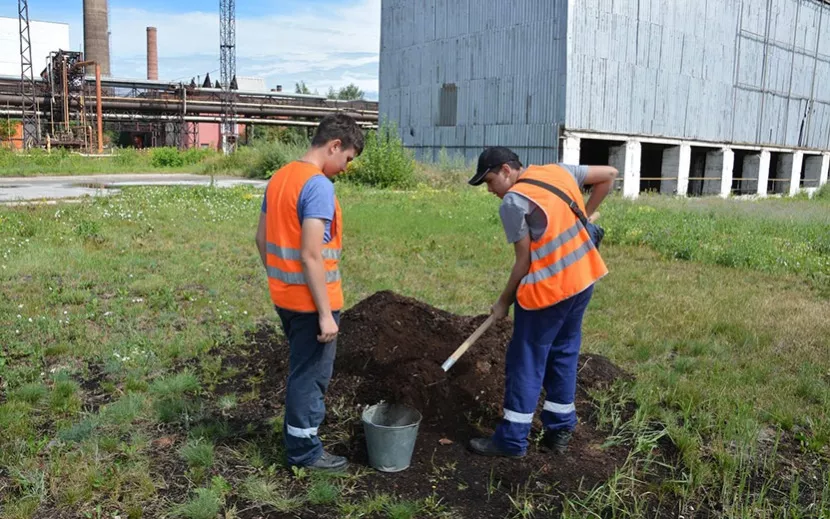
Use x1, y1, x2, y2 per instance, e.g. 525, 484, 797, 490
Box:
361, 403, 422, 473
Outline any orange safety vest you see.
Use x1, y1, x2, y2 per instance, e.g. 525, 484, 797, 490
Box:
509, 165, 608, 310
264, 162, 343, 313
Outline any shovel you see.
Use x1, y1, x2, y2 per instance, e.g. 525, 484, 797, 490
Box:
441, 314, 496, 372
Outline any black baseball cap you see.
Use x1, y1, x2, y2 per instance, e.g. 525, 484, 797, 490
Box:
468, 146, 522, 186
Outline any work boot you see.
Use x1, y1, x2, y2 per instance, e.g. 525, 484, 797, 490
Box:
468, 437, 525, 458
306, 450, 349, 471
542, 429, 573, 454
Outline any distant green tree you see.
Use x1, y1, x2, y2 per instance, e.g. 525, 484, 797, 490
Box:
295, 81, 317, 95
327, 83, 364, 101
0, 119, 18, 142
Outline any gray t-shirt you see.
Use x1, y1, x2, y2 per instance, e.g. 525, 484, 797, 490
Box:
499, 164, 588, 244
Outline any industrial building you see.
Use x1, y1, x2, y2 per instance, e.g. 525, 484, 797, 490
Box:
379, 0, 830, 197
1, 1, 377, 152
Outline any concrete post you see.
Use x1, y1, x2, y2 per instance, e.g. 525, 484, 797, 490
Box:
562, 136, 581, 165
610, 141, 641, 199
677, 144, 691, 197
789, 151, 804, 196
757, 150, 771, 196
820, 153, 829, 187
720, 148, 735, 198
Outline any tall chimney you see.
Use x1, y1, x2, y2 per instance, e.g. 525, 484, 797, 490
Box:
83, 0, 111, 76
146, 27, 158, 80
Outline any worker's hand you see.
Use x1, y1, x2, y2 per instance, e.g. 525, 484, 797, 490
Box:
317, 313, 339, 343
491, 299, 510, 321
588, 211, 600, 224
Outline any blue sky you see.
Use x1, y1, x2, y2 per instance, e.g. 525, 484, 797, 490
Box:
3, 0, 380, 99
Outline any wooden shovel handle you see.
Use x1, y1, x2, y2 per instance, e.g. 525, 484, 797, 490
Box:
441, 314, 496, 372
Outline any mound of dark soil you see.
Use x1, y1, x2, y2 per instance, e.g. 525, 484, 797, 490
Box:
219, 291, 635, 518
336, 291, 631, 436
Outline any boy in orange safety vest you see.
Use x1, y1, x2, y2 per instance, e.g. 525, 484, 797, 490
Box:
467, 147, 618, 457
255, 114, 364, 470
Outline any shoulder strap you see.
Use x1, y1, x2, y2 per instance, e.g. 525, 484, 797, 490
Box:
516, 178, 588, 227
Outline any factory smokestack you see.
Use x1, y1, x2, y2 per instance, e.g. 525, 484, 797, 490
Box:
83, 0, 111, 76
146, 27, 158, 80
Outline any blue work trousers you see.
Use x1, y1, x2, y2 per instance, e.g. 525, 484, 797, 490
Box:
492, 285, 594, 455
276, 307, 340, 467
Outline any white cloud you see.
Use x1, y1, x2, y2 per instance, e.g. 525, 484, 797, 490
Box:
104, 0, 380, 97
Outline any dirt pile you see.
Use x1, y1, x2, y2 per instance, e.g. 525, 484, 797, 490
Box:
218, 291, 635, 517
335, 291, 629, 435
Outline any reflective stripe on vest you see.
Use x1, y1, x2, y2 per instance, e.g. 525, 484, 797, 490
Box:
266, 243, 342, 261
522, 224, 596, 286
266, 266, 342, 285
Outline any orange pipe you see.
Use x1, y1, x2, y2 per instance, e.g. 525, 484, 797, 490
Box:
95, 64, 102, 154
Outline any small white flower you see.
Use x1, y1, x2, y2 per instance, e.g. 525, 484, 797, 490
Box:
63, 311, 68, 315
104, 311, 112, 316
243, 311, 248, 315
28, 318, 32, 323
16, 314, 21, 319
18, 304, 23, 309
15, 329, 20, 334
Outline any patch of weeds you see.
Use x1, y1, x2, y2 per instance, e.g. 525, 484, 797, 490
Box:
241, 475, 303, 512
10, 382, 48, 405
179, 438, 215, 483
50, 373, 82, 415
99, 392, 146, 426
188, 420, 231, 443
150, 370, 201, 397
150, 370, 201, 424
340, 493, 391, 518
58, 418, 99, 443
306, 477, 340, 505
170, 476, 230, 519
2, 496, 41, 519
385, 500, 420, 519
169, 488, 222, 519
217, 394, 238, 415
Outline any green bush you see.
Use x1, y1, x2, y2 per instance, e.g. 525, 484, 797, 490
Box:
150, 147, 186, 168
345, 121, 415, 189
815, 183, 830, 202
245, 141, 306, 179
113, 148, 143, 167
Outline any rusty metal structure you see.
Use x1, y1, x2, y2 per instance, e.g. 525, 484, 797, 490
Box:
17, 0, 40, 148
219, 0, 237, 154
0, 71, 378, 151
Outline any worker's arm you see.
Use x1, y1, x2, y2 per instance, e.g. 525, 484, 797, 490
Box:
492, 235, 532, 320
255, 212, 268, 270
583, 165, 618, 218
300, 218, 338, 343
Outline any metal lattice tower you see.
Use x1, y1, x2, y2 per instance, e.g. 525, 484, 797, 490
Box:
219, 0, 237, 154
18, 0, 40, 148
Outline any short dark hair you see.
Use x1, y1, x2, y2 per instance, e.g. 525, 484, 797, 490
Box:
311, 113, 365, 155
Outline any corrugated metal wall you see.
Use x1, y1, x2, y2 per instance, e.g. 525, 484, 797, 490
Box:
380, 0, 830, 159
567, 0, 830, 149
379, 0, 568, 165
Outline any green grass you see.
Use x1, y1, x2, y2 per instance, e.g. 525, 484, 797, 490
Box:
0, 147, 217, 177
0, 179, 828, 517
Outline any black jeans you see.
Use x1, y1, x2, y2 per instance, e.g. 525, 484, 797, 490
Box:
276, 307, 340, 466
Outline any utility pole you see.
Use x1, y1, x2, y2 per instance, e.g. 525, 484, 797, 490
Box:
18, 0, 41, 148
219, 0, 237, 154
